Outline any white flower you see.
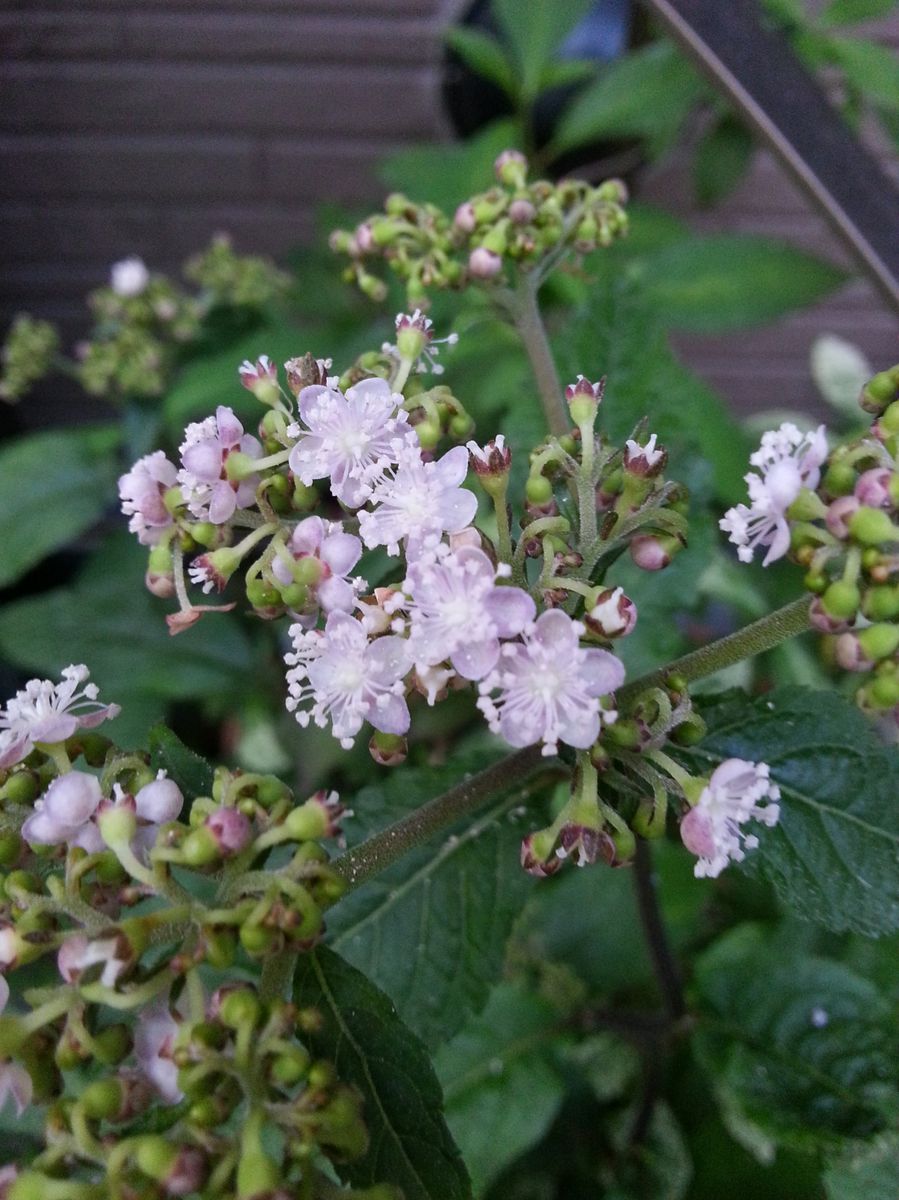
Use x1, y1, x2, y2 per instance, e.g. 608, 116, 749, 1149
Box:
0, 978, 31, 1118
57, 934, 127, 989
404, 544, 535, 680
680, 758, 781, 879
110, 256, 149, 298
178, 405, 262, 524
359, 444, 479, 558
135, 997, 183, 1103
287, 377, 415, 509
285, 611, 410, 748
477, 610, 625, 756
271, 516, 364, 615
118, 450, 179, 546
720, 423, 828, 565
0, 666, 119, 769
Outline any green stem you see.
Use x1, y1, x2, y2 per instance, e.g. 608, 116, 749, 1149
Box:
493, 489, 514, 566
332, 746, 551, 889
511, 282, 569, 437
618, 595, 812, 704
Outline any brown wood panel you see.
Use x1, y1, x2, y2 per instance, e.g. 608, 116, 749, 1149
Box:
0, 0, 436, 15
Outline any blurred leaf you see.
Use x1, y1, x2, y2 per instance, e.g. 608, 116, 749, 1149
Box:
829, 36, 899, 108
821, 0, 898, 26
294, 947, 470, 1200
434, 983, 566, 1193
685, 688, 899, 936
605, 1102, 693, 1200
809, 334, 872, 421
0, 425, 119, 588
637, 236, 846, 332
551, 42, 706, 157
539, 57, 596, 92
694, 926, 899, 1153
148, 724, 214, 797
380, 119, 525, 212
163, 313, 303, 436
445, 27, 516, 98
824, 1133, 899, 1198
0, 535, 255, 746
493, 0, 596, 101
327, 753, 536, 1047
763, 0, 808, 25
694, 115, 754, 207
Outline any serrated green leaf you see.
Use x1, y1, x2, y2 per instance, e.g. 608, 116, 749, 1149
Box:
694, 115, 754, 207
293, 947, 471, 1200
0, 425, 119, 588
380, 118, 525, 212
0, 534, 255, 746
821, 0, 898, 27
551, 42, 705, 157
163, 314, 303, 436
824, 1133, 899, 1199
434, 983, 566, 1193
684, 687, 899, 936
638, 236, 846, 331
148, 724, 214, 798
493, 0, 596, 101
326, 754, 536, 1048
445, 27, 516, 98
694, 926, 899, 1152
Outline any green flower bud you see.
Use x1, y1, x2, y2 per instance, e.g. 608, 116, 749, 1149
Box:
0, 832, 22, 868
136, 1135, 178, 1181
857, 624, 899, 661
864, 585, 899, 621
220, 987, 262, 1031
822, 580, 861, 620
525, 475, 553, 505
0, 771, 39, 805
180, 826, 221, 868
823, 461, 857, 496
81, 1078, 124, 1121
880, 399, 899, 435
271, 1045, 311, 1086
97, 801, 137, 848
94, 1024, 131, 1065
848, 506, 899, 546
239, 923, 279, 957
869, 669, 899, 708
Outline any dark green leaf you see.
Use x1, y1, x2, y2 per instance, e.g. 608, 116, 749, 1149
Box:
380, 118, 525, 213
326, 753, 536, 1048
0, 535, 255, 746
824, 1134, 899, 1199
493, 0, 596, 101
638, 236, 846, 331
538, 58, 596, 92
0, 425, 119, 588
829, 36, 899, 109
551, 42, 705, 157
605, 1101, 693, 1200
293, 947, 471, 1200
434, 983, 566, 1193
163, 314, 303, 436
694, 115, 754, 207
445, 27, 516, 98
821, 0, 898, 27
148, 724, 214, 798
694, 926, 899, 1152
685, 687, 899, 936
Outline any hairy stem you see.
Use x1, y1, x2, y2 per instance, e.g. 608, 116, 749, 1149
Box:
633, 840, 685, 1021
332, 746, 550, 889
618, 595, 811, 704
512, 283, 569, 437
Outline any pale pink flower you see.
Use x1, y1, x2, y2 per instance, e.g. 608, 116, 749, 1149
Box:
178, 405, 262, 524
287, 377, 415, 509
285, 611, 410, 748
0, 978, 31, 1118
404, 544, 535, 680
680, 758, 781, 879
118, 451, 179, 546
271, 516, 364, 615
135, 997, 183, 1103
21, 770, 102, 846
477, 610, 625, 755
721, 423, 828, 565
110, 256, 149, 298
0, 666, 119, 769
57, 934, 127, 989
359, 444, 478, 558
238, 354, 277, 390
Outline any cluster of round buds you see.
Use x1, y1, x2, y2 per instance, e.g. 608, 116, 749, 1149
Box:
721, 369, 899, 728
330, 149, 629, 307
0, 315, 59, 403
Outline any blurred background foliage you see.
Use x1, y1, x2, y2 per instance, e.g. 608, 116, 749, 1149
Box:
0, 2, 897, 1195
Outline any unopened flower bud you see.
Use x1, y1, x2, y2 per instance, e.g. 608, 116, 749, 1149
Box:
835, 632, 874, 672
453, 201, 477, 233
468, 247, 502, 279
395, 309, 433, 361
822, 579, 861, 620
857, 623, 899, 661
565, 375, 604, 427
585, 586, 637, 639
808, 596, 854, 633
205, 807, 253, 856
855, 467, 893, 508
238, 355, 279, 405
630, 533, 680, 571
494, 148, 528, 188
97, 794, 137, 846
285, 353, 332, 396
859, 368, 898, 414
508, 198, 536, 225
368, 732, 407, 766
825, 495, 860, 538
863, 584, 899, 621
284, 791, 344, 841
849, 505, 899, 546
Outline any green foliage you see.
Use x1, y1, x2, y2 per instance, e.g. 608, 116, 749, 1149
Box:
0, 535, 255, 745
821, 0, 899, 27
492, 0, 596, 102
551, 42, 707, 158
685, 687, 899, 936
294, 947, 471, 1200
326, 753, 536, 1048
0, 425, 119, 588
694, 115, 755, 207
694, 925, 899, 1153
444, 27, 517, 99
824, 1133, 899, 1198
148, 724, 214, 797
434, 983, 567, 1194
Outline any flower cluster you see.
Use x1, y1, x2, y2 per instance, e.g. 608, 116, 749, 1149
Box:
679, 758, 781, 879
0, 671, 398, 1198
330, 149, 629, 306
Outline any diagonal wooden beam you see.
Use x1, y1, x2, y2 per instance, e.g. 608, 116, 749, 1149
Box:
641, 0, 899, 313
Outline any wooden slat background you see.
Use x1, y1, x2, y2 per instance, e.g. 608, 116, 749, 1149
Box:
1, 0, 896, 419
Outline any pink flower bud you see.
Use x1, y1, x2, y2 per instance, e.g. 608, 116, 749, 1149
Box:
163, 1147, 208, 1196
834, 632, 875, 672
205, 807, 252, 856
509, 198, 536, 225
453, 202, 477, 233
564, 375, 604, 403
825, 495, 860, 538
808, 596, 854, 634
855, 467, 892, 508
145, 568, 175, 598
354, 221, 375, 253
136, 773, 183, 824
624, 434, 666, 477
468, 247, 502, 279
494, 148, 527, 186
238, 355, 277, 392
630, 534, 670, 571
